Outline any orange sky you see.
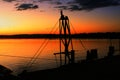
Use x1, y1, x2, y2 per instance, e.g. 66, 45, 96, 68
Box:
0, 1, 120, 35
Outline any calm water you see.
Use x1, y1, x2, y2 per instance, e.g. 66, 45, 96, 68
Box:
0, 39, 119, 74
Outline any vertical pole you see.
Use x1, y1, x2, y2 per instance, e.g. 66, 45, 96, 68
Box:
59, 20, 62, 66
64, 19, 69, 64
110, 38, 112, 46
119, 39, 120, 54
64, 19, 67, 64
71, 50, 75, 64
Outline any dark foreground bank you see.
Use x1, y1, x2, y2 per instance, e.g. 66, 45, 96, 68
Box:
18, 55, 120, 80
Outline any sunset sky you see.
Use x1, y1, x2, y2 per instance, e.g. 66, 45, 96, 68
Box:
0, 0, 120, 35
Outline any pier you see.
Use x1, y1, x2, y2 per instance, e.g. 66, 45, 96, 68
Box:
18, 11, 120, 80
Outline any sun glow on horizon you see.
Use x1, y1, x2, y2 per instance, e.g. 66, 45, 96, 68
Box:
0, 1, 120, 35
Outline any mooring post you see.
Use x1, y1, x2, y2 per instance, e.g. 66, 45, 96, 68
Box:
71, 50, 75, 64
108, 46, 115, 57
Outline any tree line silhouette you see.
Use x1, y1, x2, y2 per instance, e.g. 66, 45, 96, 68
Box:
0, 32, 119, 39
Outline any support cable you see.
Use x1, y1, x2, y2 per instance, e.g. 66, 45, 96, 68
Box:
28, 25, 59, 68
25, 20, 59, 69
70, 21, 87, 51
0, 54, 56, 61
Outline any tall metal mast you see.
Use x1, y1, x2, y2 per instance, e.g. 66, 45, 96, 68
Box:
54, 10, 75, 66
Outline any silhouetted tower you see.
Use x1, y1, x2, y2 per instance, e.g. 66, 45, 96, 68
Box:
57, 10, 75, 66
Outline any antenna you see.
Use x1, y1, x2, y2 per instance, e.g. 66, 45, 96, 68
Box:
60, 10, 63, 16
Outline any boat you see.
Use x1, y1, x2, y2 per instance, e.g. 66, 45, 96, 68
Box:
17, 11, 120, 80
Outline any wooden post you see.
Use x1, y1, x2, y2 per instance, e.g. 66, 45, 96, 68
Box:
71, 50, 75, 64
108, 46, 115, 57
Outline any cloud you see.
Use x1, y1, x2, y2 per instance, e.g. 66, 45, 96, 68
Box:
67, 0, 120, 11
3, 0, 16, 2
38, 0, 53, 2
69, 5, 83, 11
16, 3, 39, 10
3, 0, 120, 11
53, 1, 62, 5
54, 5, 68, 10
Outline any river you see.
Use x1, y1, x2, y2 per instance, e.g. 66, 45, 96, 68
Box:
0, 39, 119, 74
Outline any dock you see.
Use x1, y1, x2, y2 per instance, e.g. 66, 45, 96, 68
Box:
18, 55, 120, 80
18, 10, 120, 80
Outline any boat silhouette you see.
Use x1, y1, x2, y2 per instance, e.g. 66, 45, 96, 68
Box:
1, 11, 120, 80
17, 11, 120, 80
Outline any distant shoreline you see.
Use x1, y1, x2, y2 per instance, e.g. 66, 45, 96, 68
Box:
0, 32, 119, 39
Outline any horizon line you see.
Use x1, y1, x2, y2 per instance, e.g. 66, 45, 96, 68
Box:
0, 32, 120, 35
